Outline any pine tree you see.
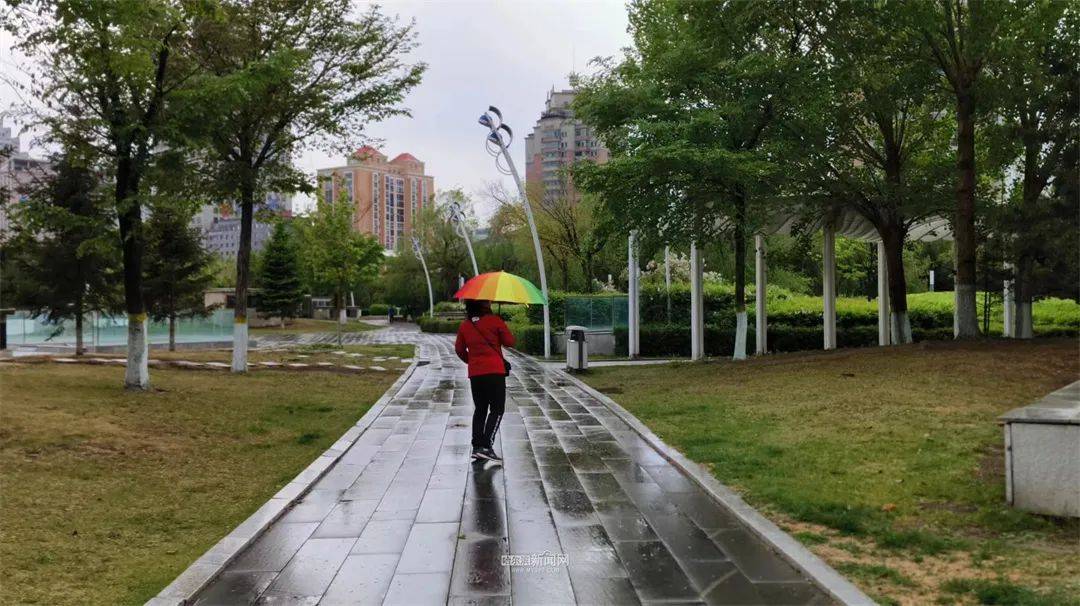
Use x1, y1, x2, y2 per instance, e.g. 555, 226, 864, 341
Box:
7, 152, 123, 354
144, 206, 215, 351
259, 222, 304, 327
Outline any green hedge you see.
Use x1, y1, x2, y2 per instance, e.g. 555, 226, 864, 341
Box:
615, 325, 962, 357
417, 317, 459, 333
367, 303, 390, 315
531, 287, 1079, 331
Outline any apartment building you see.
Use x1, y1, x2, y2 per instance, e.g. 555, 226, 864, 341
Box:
317, 146, 434, 251
524, 89, 609, 204
0, 123, 51, 242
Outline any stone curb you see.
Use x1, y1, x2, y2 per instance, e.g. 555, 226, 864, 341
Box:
145, 357, 424, 606
549, 364, 876, 606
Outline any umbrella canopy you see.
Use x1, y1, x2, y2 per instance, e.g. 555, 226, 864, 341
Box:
454, 271, 546, 305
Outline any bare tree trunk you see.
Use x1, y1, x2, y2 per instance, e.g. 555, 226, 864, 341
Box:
169, 315, 176, 351
953, 91, 980, 339
881, 225, 912, 344
232, 180, 255, 373
74, 302, 84, 357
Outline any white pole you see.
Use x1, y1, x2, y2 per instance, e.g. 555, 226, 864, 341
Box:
754, 234, 767, 355
823, 225, 837, 350
457, 221, 480, 277
690, 241, 704, 360
628, 231, 640, 358
1003, 262, 1015, 338
491, 133, 551, 358
413, 238, 435, 318
877, 241, 891, 346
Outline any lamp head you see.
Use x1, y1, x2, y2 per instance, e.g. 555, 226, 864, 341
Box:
478, 113, 493, 128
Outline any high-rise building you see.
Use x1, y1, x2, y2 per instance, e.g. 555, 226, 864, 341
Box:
192, 192, 294, 259
317, 147, 434, 251
0, 122, 51, 242
524, 89, 609, 204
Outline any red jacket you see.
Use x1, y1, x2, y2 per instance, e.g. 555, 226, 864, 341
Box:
455, 314, 516, 377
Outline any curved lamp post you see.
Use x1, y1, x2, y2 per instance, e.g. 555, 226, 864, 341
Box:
479, 105, 551, 358
448, 199, 480, 277
412, 235, 435, 318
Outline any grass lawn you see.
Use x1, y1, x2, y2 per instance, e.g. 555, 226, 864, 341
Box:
249, 318, 382, 334
581, 339, 1079, 606
0, 346, 410, 605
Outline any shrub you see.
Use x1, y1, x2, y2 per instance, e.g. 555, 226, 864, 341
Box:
509, 323, 547, 355
367, 303, 389, 316
417, 317, 459, 333
433, 301, 464, 312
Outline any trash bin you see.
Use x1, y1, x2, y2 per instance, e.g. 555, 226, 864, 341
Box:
566, 325, 588, 372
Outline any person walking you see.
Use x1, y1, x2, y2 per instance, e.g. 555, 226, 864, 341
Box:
454, 299, 514, 463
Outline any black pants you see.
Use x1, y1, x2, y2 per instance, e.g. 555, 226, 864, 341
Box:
470, 374, 506, 449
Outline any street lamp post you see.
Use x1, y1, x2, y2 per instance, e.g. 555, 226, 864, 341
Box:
479, 106, 551, 358
412, 235, 435, 318
449, 200, 480, 276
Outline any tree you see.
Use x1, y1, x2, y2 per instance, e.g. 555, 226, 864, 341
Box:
297, 192, 383, 345
183, 0, 424, 372
143, 205, 216, 351
792, 0, 954, 343
6, 152, 122, 355
575, 0, 818, 359
992, 2, 1078, 337
904, 0, 1016, 338
10, 0, 202, 388
259, 221, 304, 327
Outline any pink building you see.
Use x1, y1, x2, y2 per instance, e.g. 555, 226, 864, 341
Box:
317, 147, 434, 251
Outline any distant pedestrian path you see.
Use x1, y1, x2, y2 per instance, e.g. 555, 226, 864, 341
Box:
179, 323, 850, 605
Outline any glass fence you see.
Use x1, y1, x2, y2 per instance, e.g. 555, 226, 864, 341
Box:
5, 308, 235, 348
564, 295, 628, 331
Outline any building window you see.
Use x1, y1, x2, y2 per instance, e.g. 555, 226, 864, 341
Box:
411, 177, 418, 218
372, 172, 380, 234
384, 175, 404, 249
342, 172, 354, 203
323, 177, 333, 203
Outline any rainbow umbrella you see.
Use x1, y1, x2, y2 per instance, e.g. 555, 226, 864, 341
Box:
454, 271, 546, 305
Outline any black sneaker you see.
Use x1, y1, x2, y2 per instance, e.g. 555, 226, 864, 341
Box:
475, 447, 502, 464
471, 448, 483, 460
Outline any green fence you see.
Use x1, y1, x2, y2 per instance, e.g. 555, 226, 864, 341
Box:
564, 295, 628, 331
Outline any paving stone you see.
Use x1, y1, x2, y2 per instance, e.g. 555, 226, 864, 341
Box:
350, 519, 414, 554
228, 522, 318, 572
614, 540, 699, 602
319, 553, 399, 605
383, 571, 451, 605
416, 487, 465, 523
450, 537, 511, 597
192, 571, 275, 605
263, 537, 354, 596
311, 499, 379, 538
396, 522, 459, 574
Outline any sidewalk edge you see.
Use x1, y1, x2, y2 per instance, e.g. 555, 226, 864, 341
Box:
552, 365, 876, 606
146, 357, 424, 606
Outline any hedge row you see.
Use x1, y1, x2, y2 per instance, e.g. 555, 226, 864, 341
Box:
527, 287, 1080, 331
614, 323, 1077, 357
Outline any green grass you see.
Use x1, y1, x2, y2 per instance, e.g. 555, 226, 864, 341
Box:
582, 339, 1079, 603
89, 343, 414, 367
0, 352, 408, 605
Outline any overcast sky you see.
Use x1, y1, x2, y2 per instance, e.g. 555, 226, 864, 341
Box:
0, 0, 631, 218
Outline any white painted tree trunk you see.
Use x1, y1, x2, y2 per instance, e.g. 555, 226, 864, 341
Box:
954, 284, 977, 339
822, 226, 837, 350
876, 242, 891, 346
1016, 301, 1033, 339
690, 242, 704, 361
339, 307, 346, 324
124, 315, 149, 390
232, 320, 248, 373
733, 311, 748, 361
890, 311, 913, 345
754, 235, 767, 355
1002, 278, 1015, 337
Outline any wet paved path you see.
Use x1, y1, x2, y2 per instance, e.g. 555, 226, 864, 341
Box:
194, 326, 831, 605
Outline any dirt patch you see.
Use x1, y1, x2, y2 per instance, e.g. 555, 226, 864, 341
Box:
976, 444, 1006, 484
778, 516, 1077, 605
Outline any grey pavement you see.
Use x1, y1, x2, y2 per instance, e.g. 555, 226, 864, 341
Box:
193, 325, 834, 605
